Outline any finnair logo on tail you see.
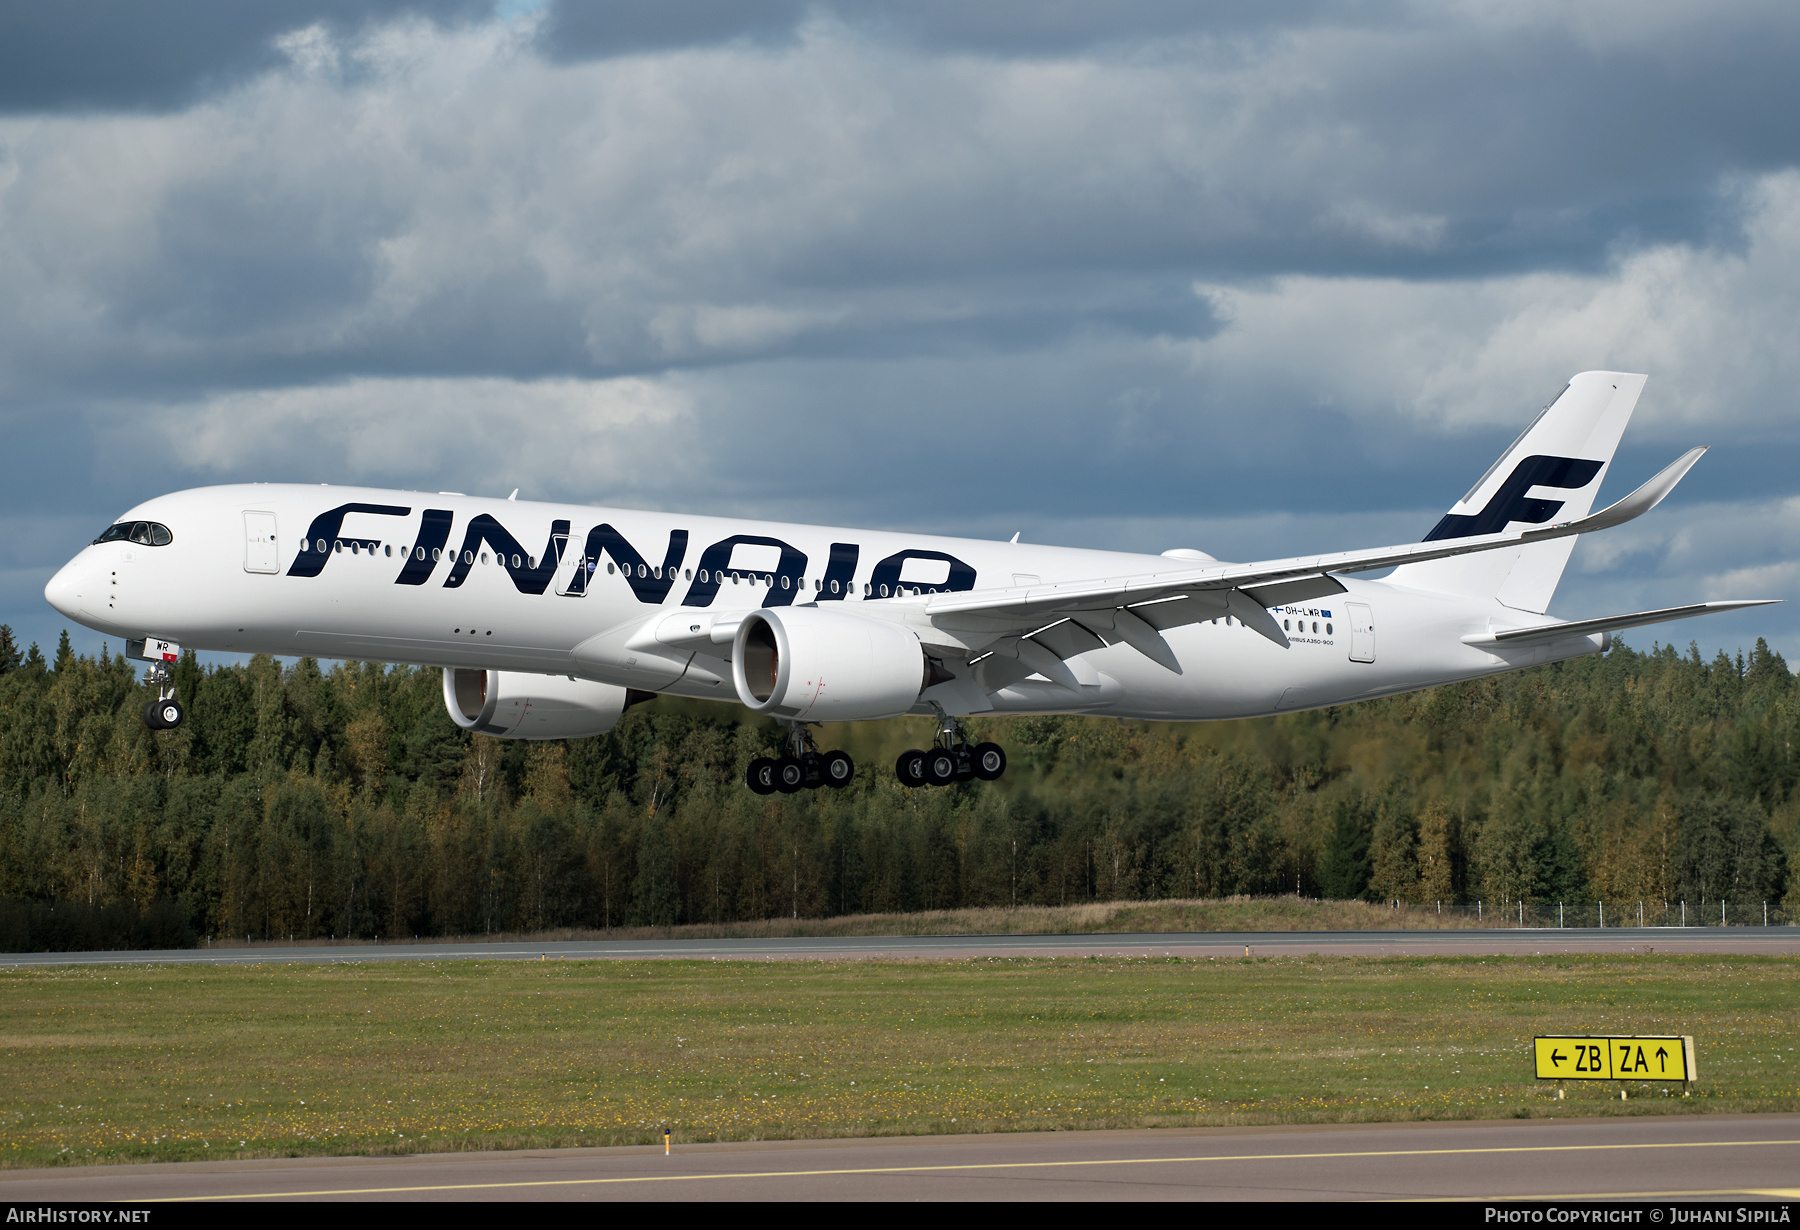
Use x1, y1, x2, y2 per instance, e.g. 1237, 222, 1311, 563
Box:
1423, 455, 1603, 542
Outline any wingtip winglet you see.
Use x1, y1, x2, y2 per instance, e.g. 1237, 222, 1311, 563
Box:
1569, 445, 1708, 534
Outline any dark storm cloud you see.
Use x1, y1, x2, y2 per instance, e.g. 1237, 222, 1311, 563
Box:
0, 0, 494, 113
534, 2, 1800, 275
5, 6, 1800, 666
535, 0, 1359, 59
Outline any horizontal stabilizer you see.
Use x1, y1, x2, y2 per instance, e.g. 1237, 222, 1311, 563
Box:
1460, 599, 1778, 648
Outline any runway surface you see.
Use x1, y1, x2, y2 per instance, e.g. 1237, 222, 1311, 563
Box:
5, 1115, 1796, 1202
3, 926, 1797, 968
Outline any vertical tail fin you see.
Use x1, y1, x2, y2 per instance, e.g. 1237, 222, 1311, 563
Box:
1387, 371, 1646, 613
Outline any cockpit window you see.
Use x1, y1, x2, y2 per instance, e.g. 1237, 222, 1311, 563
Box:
92, 521, 173, 547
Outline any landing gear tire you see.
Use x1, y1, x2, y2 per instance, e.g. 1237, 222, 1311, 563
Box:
896, 706, 1009, 787
745, 757, 778, 795
896, 749, 927, 788
143, 698, 183, 730
822, 750, 855, 788
745, 726, 857, 793
924, 748, 958, 787
140, 658, 183, 731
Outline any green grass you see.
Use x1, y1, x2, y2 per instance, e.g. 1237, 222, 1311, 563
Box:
208, 895, 1497, 949
3, 954, 1796, 1168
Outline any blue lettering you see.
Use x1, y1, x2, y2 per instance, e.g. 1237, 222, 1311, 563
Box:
563, 525, 689, 603
443, 514, 571, 595
682, 535, 807, 608
289, 502, 410, 577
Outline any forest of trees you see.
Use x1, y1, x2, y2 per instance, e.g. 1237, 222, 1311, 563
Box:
0, 622, 1792, 948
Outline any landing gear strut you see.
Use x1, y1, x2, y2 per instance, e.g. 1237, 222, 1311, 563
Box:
745, 723, 855, 795
895, 705, 1005, 788
141, 661, 184, 731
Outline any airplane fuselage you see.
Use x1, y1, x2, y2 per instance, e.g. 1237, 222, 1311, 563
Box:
45, 483, 1601, 722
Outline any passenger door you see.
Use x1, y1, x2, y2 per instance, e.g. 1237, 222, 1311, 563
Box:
243, 512, 279, 574
1346, 602, 1375, 663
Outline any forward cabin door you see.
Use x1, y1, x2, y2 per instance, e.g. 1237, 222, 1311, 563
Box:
243, 511, 279, 574
551, 531, 588, 596
1346, 602, 1375, 663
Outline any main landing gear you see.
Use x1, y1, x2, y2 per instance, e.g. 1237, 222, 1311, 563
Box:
745, 723, 855, 795
895, 707, 1005, 788
141, 661, 184, 731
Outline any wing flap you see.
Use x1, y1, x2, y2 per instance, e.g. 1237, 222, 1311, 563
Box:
1031, 619, 1108, 660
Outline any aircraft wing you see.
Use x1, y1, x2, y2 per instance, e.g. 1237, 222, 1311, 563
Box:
909, 447, 1708, 676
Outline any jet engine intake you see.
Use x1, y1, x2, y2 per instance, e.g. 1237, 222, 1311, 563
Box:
442, 667, 640, 740
732, 607, 931, 721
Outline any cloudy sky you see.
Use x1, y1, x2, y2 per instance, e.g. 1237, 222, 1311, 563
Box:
4, 0, 1798, 666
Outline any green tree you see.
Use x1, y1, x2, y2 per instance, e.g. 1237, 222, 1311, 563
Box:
1316, 799, 1371, 900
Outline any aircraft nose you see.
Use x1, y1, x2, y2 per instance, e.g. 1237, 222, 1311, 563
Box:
44, 554, 92, 619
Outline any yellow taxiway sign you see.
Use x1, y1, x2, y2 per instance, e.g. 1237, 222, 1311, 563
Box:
1534, 1035, 1695, 1082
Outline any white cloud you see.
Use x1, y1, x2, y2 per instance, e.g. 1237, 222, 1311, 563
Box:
3, 6, 1800, 668
1170, 172, 1800, 442
140, 375, 693, 501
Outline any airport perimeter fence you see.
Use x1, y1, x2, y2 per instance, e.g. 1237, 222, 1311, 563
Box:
1362, 894, 1793, 928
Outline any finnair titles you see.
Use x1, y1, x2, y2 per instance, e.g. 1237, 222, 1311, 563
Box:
46, 372, 1774, 793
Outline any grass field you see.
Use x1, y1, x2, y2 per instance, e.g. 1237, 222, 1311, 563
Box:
204, 896, 1496, 950
2, 954, 1795, 1168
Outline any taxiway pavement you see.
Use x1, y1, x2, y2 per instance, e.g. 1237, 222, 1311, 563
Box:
4, 1115, 1796, 1202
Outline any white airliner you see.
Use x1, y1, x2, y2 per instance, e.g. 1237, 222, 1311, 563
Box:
44, 371, 1771, 793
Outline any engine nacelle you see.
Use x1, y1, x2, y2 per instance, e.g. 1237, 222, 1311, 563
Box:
732, 607, 931, 721
442, 667, 634, 740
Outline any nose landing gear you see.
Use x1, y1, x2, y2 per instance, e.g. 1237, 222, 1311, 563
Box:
895, 706, 1005, 788
141, 660, 184, 730
745, 722, 856, 794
